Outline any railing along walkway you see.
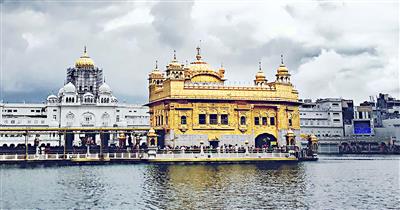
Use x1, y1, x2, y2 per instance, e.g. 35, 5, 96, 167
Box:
0, 150, 295, 162
0, 152, 142, 161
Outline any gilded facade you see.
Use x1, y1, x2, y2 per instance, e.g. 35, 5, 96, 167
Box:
147, 47, 300, 148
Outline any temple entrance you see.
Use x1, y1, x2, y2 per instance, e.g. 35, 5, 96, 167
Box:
65, 133, 74, 150
255, 133, 277, 148
156, 130, 165, 148
209, 141, 219, 148
100, 131, 110, 149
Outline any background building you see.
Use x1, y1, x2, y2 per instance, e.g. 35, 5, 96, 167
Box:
299, 98, 344, 138
351, 103, 375, 136
0, 48, 149, 146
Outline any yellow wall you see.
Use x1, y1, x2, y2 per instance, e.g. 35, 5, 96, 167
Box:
147, 58, 300, 146
149, 100, 300, 142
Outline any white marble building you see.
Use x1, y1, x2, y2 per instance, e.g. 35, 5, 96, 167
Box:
299, 98, 344, 138
0, 47, 149, 146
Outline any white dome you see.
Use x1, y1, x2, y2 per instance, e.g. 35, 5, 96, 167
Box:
83, 92, 94, 97
58, 87, 64, 96
63, 82, 76, 94
47, 94, 57, 101
99, 82, 112, 94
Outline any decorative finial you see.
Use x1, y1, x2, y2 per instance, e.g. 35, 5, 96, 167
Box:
104, 76, 106, 83
173, 50, 176, 60
259, 61, 262, 71
196, 44, 202, 61
84, 45, 87, 54
185, 60, 188, 66
155, 60, 158, 69
281, 54, 284, 64
221, 62, 224, 68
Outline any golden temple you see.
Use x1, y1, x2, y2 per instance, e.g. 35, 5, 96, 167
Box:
147, 47, 300, 148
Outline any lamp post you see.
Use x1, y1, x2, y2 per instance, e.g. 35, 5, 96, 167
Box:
200, 140, 204, 155
24, 130, 28, 160
99, 130, 103, 159
63, 130, 67, 159
245, 140, 249, 155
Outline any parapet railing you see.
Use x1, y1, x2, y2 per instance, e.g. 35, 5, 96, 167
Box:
154, 151, 291, 159
0, 148, 298, 161
0, 152, 143, 161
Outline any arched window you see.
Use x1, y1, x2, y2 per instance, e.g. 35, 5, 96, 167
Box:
181, 116, 187, 125
270, 117, 275, 126
240, 116, 246, 125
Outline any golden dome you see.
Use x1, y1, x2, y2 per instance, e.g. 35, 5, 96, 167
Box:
186, 46, 225, 83
310, 134, 318, 142
276, 55, 290, 75
277, 64, 289, 73
255, 61, 266, 79
75, 46, 95, 68
148, 128, 157, 137
286, 129, 295, 137
167, 50, 182, 68
189, 47, 213, 71
149, 60, 164, 79
256, 71, 265, 78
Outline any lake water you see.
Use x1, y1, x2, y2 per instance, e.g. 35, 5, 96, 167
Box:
0, 155, 399, 209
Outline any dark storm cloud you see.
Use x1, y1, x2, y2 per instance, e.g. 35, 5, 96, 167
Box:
150, 1, 194, 49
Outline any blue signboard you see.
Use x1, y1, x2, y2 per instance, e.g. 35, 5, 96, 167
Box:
354, 121, 371, 134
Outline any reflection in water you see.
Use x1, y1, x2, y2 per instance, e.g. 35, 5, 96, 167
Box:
142, 163, 307, 209
56, 167, 107, 209
1, 156, 399, 209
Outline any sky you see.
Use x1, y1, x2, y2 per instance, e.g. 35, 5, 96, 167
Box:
0, 0, 399, 104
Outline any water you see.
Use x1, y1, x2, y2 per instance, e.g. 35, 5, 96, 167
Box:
0, 155, 399, 209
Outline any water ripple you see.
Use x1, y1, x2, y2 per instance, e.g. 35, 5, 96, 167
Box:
0, 157, 399, 209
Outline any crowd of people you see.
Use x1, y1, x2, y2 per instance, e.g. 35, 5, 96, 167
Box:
0, 142, 299, 155
339, 142, 400, 154
157, 144, 298, 154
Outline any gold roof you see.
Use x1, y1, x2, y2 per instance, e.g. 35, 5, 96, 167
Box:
189, 46, 215, 72
276, 55, 290, 76
148, 128, 157, 137
186, 47, 225, 82
286, 129, 295, 137
167, 50, 182, 68
277, 64, 289, 74
75, 46, 95, 68
149, 60, 163, 77
255, 61, 266, 79
310, 134, 318, 142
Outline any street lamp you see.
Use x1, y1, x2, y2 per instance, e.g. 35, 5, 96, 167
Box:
23, 130, 28, 160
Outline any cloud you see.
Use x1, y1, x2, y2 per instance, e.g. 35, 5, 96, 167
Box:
0, 0, 398, 104
293, 49, 398, 103
150, 1, 194, 49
